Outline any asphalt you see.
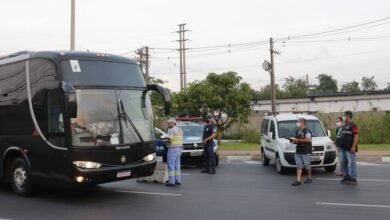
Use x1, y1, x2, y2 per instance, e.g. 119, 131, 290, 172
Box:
0, 162, 390, 220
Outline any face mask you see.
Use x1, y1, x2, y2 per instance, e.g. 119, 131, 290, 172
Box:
336, 122, 342, 127
296, 122, 301, 128
342, 116, 347, 122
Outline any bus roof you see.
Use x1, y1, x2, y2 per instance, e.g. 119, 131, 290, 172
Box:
0, 50, 137, 66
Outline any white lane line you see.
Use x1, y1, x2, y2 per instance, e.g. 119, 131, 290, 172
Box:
116, 190, 182, 197
317, 177, 390, 182
181, 173, 191, 176
316, 202, 390, 209
244, 161, 260, 164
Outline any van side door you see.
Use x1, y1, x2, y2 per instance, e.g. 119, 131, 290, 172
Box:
261, 119, 273, 158
268, 120, 278, 156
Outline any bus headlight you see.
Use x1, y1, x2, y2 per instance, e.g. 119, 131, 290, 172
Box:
73, 161, 102, 169
143, 153, 156, 162
326, 143, 336, 151
285, 143, 296, 151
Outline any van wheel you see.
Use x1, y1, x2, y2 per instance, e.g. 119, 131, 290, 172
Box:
324, 165, 337, 173
9, 158, 33, 196
261, 148, 270, 166
275, 155, 287, 174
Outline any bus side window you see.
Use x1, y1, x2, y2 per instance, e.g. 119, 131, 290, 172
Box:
47, 90, 65, 134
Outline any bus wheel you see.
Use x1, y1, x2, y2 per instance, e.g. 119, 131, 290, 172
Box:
10, 158, 33, 196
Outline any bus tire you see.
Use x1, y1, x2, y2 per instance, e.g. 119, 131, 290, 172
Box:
9, 158, 33, 196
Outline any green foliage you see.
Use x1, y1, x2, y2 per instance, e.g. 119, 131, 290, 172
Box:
361, 76, 378, 91
252, 84, 289, 100
314, 73, 338, 93
222, 128, 260, 144
282, 76, 308, 97
340, 81, 361, 93
174, 71, 253, 139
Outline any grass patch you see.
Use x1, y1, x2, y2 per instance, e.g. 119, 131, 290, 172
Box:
359, 144, 390, 151
219, 142, 259, 151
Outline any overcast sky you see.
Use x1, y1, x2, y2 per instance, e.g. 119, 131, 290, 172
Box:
1, 0, 390, 91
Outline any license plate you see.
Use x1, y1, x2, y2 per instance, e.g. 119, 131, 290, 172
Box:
117, 170, 131, 178
311, 156, 321, 161
190, 151, 203, 157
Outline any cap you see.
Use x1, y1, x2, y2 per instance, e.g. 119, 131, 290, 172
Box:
167, 117, 176, 123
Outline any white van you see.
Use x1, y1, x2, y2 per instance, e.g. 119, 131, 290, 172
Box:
260, 113, 337, 174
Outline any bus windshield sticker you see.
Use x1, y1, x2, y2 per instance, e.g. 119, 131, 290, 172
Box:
69, 60, 82, 72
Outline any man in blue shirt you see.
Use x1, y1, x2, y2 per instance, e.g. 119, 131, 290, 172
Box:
201, 116, 217, 174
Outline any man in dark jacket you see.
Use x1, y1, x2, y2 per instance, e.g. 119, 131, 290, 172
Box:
339, 111, 359, 185
201, 116, 217, 174
291, 118, 313, 186
335, 116, 345, 176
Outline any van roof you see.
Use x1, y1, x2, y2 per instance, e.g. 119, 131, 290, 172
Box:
264, 113, 319, 122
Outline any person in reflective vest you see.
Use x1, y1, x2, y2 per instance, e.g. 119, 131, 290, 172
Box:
339, 111, 359, 185
166, 118, 183, 187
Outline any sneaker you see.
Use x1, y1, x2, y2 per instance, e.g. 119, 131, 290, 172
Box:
175, 182, 182, 186
303, 178, 312, 184
291, 181, 301, 186
165, 183, 175, 187
208, 171, 216, 175
344, 178, 357, 185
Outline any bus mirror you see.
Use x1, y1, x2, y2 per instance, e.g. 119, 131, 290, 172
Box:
147, 84, 171, 115
61, 82, 77, 118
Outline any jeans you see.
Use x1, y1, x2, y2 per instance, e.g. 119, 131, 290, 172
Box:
294, 153, 311, 169
204, 142, 216, 172
337, 147, 345, 174
167, 147, 182, 184
340, 148, 357, 179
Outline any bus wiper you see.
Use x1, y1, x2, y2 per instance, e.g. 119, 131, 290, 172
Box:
119, 99, 144, 144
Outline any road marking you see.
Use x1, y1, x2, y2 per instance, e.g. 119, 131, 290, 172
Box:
116, 190, 182, 197
317, 177, 390, 182
244, 161, 260, 164
181, 173, 191, 176
316, 202, 390, 209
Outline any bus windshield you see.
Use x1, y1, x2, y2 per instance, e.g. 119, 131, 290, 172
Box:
71, 89, 154, 146
277, 120, 326, 138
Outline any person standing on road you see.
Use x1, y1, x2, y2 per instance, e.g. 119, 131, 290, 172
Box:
166, 118, 183, 187
335, 116, 345, 177
291, 118, 313, 186
339, 111, 359, 185
201, 116, 217, 175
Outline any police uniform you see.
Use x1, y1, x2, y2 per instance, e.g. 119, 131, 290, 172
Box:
167, 125, 183, 185
294, 127, 312, 170
202, 123, 217, 173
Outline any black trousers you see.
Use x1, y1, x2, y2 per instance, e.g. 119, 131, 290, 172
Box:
204, 143, 216, 172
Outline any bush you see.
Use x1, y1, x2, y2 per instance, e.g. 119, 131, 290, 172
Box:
222, 128, 260, 144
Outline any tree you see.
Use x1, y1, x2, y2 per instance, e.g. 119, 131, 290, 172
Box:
340, 81, 361, 93
252, 84, 288, 100
282, 76, 308, 97
314, 74, 338, 93
361, 76, 378, 91
174, 71, 252, 143
386, 83, 390, 91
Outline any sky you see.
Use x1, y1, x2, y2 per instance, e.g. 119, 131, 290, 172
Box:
1, 0, 390, 91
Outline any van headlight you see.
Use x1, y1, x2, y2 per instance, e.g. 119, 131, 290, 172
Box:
326, 143, 336, 151
73, 161, 102, 169
143, 153, 156, 162
285, 143, 296, 151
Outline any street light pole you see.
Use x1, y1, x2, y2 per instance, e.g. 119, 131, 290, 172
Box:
70, 0, 76, 50
269, 37, 276, 113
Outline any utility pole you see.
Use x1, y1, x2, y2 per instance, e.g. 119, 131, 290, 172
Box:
269, 37, 279, 114
306, 74, 310, 96
70, 0, 76, 50
263, 38, 280, 114
135, 47, 150, 84
177, 24, 189, 90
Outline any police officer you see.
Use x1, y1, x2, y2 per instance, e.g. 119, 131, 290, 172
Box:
339, 110, 359, 185
201, 116, 217, 174
166, 118, 183, 187
291, 118, 313, 186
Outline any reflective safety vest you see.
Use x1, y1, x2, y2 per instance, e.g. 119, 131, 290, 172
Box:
167, 126, 183, 148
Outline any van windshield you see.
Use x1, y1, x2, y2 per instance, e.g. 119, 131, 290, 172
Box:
277, 120, 326, 138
